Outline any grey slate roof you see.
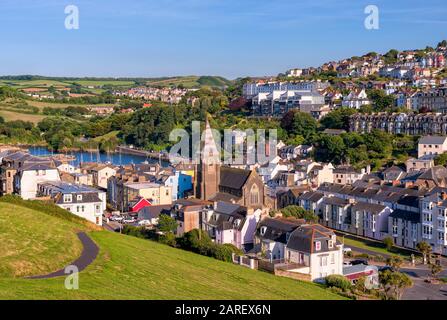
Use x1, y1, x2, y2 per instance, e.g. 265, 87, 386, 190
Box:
219, 166, 251, 190
389, 209, 420, 223
286, 224, 339, 253
351, 202, 386, 214
256, 217, 304, 244
298, 191, 324, 202
419, 136, 447, 145
138, 205, 172, 220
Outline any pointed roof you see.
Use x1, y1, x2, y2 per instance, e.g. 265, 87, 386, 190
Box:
201, 119, 220, 165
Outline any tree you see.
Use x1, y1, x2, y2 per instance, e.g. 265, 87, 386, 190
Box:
430, 263, 443, 280
382, 236, 394, 251
416, 241, 432, 265
383, 49, 399, 65
280, 205, 318, 222
314, 134, 346, 164
157, 214, 178, 233
367, 89, 395, 112
438, 40, 447, 48
435, 153, 447, 166
280, 110, 318, 140
379, 270, 413, 300
325, 274, 352, 292
320, 108, 357, 130
386, 256, 404, 272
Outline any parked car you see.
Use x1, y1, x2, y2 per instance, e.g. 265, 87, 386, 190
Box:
123, 217, 136, 224
113, 216, 124, 222
350, 259, 369, 266
138, 220, 151, 226
378, 265, 393, 272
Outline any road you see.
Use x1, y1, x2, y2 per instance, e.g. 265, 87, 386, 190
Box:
342, 236, 447, 300
26, 232, 99, 279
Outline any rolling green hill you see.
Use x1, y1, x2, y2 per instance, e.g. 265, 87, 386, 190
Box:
146, 75, 232, 88
0, 199, 344, 300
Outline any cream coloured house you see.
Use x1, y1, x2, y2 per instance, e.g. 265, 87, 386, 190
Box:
123, 181, 172, 210
418, 136, 447, 158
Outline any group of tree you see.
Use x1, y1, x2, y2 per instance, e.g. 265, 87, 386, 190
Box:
122, 215, 242, 263
277, 205, 318, 222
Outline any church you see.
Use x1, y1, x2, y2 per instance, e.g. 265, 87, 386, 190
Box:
194, 120, 273, 210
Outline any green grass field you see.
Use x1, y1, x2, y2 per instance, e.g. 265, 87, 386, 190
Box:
0, 109, 47, 123
0, 200, 343, 300
341, 237, 412, 258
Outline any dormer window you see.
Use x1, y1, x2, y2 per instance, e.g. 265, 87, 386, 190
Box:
328, 240, 334, 249
63, 194, 72, 203
77, 195, 83, 201
315, 241, 321, 251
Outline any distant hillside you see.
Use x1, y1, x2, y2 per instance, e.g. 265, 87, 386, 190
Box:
0, 198, 343, 300
146, 75, 232, 88
0, 75, 233, 90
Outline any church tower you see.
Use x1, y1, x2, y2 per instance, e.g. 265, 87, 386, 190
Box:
195, 118, 221, 200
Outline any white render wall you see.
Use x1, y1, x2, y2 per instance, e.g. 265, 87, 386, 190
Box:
19, 169, 60, 200
59, 201, 103, 226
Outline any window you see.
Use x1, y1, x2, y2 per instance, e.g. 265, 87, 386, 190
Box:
77, 194, 82, 201
320, 256, 327, 266
250, 184, 260, 205
328, 240, 334, 249
63, 194, 72, 203
315, 241, 321, 251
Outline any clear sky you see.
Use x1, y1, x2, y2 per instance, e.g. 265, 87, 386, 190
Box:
0, 0, 446, 79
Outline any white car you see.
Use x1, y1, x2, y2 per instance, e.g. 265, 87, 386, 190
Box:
138, 220, 151, 226
123, 217, 136, 224
113, 216, 124, 222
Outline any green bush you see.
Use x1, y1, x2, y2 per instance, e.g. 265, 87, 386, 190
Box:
159, 232, 177, 247
325, 275, 352, 292
177, 229, 242, 262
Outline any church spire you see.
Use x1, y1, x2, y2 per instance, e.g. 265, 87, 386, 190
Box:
201, 117, 220, 165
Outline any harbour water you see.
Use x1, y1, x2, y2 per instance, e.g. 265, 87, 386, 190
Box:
28, 146, 169, 167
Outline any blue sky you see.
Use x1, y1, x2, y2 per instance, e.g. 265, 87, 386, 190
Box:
0, 0, 446, 79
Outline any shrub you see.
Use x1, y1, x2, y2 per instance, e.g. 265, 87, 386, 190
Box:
325, 275, 352, 292
159, 232, 177, 247
383, 236, 394, 251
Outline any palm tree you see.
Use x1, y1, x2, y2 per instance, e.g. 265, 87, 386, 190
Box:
430, 263, 443, 281
380, 270, 413, 300
416, 241, 432, 265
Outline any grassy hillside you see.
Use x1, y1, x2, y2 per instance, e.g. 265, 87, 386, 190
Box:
0, 202, 85, 278
0, 200, 344, 300
146, 76, 232, 88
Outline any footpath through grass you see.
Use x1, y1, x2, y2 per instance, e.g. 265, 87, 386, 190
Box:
0, 200, 345, 300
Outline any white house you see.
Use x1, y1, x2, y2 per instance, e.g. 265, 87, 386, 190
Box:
16, 163, 61, 200
284, 224, 344, 281
342, 89, 371, 109
37, 181, 106, 226
418, 136, 447, 158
